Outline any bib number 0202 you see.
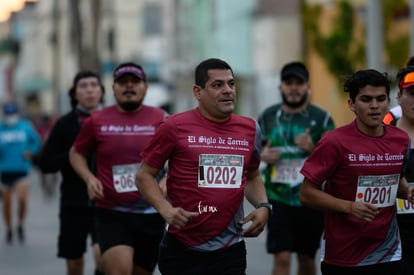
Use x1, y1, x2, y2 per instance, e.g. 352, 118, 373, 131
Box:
198, 154, 244, 189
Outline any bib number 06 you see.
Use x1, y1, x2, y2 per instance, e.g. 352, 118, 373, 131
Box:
112, 163, 140, 193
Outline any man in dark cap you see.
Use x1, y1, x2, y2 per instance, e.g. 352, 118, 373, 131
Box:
70, 62, 168, 275
258, 61, 335, 275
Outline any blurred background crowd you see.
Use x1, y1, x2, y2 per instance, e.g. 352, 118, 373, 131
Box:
0, 0, 413, 132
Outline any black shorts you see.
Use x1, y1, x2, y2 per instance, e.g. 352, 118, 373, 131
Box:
1, 172, 28, 188
321, 261, 402, 275
58, 206, 97, 259
158, 233, 246, 275
396, 214, 414, 275
266, 201, 323, 257
95, 208, 165, 273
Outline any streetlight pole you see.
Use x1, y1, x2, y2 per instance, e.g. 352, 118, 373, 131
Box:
410, 0, 414, 56
366, 0, 384, 71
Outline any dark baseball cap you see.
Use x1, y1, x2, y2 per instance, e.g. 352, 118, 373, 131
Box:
281, 61, 309, 82
113, 62, 146, 82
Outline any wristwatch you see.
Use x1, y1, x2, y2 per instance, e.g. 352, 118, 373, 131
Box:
256, 202, 273, 215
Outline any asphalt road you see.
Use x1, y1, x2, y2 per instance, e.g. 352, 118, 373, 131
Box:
0, 170, 321, 275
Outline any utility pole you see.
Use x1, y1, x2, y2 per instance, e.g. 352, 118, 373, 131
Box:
410, 0, 414, 56
366, 0, 384, 71
51, 0, 64, 114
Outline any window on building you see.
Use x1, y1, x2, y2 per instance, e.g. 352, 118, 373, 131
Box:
143, 4, 162, 36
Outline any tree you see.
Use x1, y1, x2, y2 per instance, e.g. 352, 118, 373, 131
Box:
69, 0, 102, 73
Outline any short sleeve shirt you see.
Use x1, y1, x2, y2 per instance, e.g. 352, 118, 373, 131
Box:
141, 108, 262, 250
73, 105, 167, 213
300, 121, 409, 267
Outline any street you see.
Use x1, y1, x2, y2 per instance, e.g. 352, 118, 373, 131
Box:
0, 170, 321, 275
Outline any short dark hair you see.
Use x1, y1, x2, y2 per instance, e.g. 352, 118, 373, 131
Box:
343, 69, 390, 102
195, 58, 233, 88
69, 70, 105, 109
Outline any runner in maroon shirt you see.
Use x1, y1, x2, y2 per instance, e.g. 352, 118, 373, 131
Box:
70, 62, 167, 275
300, 69, 414, 275
136, 58, 270, 275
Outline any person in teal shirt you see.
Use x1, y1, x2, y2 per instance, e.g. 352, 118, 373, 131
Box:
0, 103, 41, 244
258, 61, 335, 275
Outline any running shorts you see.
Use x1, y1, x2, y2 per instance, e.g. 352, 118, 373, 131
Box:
95, 208, 165, 273
266, 201, 323, 257
1, 172, 28, 188
57, 205, 97, 259
158, 232, 246, 275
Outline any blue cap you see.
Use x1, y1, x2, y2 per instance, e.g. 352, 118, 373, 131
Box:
3, 103, 18, 115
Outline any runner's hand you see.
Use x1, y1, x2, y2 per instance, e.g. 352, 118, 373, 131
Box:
239, 207, 269, 237
295, 128, 314, 153
86, 177, 104, 200
407, 185, 414, 204
23, 151, 33, 160
162, 207, 199, 229
349, 201, 379, 222
261, 140, 280, 164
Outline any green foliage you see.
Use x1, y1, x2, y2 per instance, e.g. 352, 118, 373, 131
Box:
386, 36, 409, 69
301, 0, 409, 85
382, 0, 409, 69
301, 0, 365, 84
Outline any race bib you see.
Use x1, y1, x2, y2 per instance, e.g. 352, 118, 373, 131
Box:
270, 158, 305, 187
112, 163, 140, 193
198, 154, 243, 188
355, 174, 399, 207
397, 182, 414, 214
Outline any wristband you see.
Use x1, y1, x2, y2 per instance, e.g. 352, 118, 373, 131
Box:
256, 202, 273, 215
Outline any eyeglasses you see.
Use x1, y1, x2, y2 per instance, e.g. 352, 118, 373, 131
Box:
400, 71, 414, 89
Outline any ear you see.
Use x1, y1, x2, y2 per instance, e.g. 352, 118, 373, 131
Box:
143, 82, 148, 95
347, 98, 355, 113
396, 91, 402, 104
193, 85, 201, 100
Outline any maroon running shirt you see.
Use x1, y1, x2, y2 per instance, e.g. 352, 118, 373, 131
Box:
142, 108, 262, 250
73, 105, 167, 213
301, 120, 409, 267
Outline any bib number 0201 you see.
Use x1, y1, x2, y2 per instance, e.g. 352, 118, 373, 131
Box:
355, 174, 399, 207
356, 186, 395, 206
